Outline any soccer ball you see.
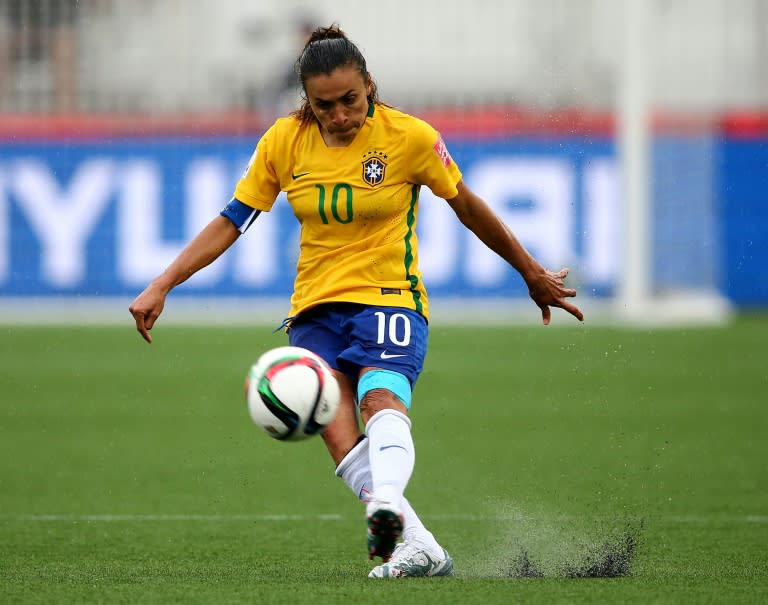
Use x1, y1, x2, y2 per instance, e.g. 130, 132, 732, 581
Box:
245, 346, 340, 441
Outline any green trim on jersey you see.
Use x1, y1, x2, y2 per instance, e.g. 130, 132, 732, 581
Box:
403, 184, 423, 314
367, 102, 375, 118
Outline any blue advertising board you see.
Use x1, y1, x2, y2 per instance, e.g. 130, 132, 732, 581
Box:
719, 139, 768, 307
1, 132, 762, 306
0, 136, 620, 300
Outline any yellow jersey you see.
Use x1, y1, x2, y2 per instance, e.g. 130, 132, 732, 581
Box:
233, 103, 462, 320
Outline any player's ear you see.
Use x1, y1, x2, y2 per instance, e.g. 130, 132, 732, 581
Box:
365, 73, 373, 97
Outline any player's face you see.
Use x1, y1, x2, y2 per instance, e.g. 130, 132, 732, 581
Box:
304, 64, 372, 147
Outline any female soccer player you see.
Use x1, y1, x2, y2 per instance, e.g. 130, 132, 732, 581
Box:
129, 24, 583, 579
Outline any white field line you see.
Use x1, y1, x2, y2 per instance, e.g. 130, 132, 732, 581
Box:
0, 513, 766, 523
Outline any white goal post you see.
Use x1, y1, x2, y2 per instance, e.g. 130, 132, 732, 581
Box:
616, 0, 732, 325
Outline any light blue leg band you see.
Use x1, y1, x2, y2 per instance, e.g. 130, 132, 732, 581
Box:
357, 369, 412, 409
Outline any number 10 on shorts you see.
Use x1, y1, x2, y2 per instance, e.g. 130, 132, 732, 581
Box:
374, 311, 411, 346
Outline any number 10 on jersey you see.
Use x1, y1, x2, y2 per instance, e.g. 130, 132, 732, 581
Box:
316, 184, 353, 225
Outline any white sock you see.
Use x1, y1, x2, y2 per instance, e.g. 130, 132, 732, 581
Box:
399, 498, 443, 555
335, 437, 374, 502
365, 409, 414, 506
335, 435, 443, 555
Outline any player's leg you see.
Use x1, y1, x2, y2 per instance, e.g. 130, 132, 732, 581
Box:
321, 368, 363, 465
339, 305, 428, 533
335, 305, 452, 573
287, 305, 362, 464
292, 303, 451, 575
357, 372, 410, 560
334, 432, 445, 560
357, 370, 452, 577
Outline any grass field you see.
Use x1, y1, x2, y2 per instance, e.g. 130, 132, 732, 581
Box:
1, 315, 767, 604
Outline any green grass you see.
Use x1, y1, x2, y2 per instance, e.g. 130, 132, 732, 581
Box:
1, 316, 767, 604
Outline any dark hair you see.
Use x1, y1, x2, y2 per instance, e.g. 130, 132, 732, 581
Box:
291, 24, 382, 124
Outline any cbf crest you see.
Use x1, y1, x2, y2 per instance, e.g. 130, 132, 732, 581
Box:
362, 156, 387, 187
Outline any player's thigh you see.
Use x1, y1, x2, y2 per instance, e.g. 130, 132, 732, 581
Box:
288, 306, 347, 371
288, 307, 362, 463
340, 305, 428, 387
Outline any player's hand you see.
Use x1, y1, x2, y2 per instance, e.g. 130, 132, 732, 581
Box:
128, 284, 167, 344
526, 267, 584, 325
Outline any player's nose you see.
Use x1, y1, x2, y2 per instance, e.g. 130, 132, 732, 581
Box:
330, 105, 347, 125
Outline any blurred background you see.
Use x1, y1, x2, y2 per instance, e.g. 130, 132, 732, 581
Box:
1, 0, 766, 323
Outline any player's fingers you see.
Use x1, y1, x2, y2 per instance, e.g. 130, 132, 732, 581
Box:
561, 287, 577, 298
144, 311, 159, 331
129, 307, 153, 344
559, 300, 584, 322
137, 317, 153, 343
540, 304, 551, 325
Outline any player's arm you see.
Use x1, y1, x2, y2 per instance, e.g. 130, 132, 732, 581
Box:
129, 199, 260, 343
445, 180, 583, 325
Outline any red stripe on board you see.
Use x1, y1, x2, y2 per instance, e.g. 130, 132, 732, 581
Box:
720, 111, 768, 138
0, 107, 742, 141
0, 111, 269, 141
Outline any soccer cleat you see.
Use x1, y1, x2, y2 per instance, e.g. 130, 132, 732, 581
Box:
368, 541, 454, 578
366, 500, 404, 562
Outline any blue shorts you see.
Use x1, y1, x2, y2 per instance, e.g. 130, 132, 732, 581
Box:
287, 303, 428, 386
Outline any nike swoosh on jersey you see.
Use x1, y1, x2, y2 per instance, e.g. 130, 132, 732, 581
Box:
380, 351, 407, 359
292, 172, 310, 179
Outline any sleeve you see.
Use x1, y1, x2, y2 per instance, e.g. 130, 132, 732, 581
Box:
406, 118, 463, 200
232, 123, 282, 211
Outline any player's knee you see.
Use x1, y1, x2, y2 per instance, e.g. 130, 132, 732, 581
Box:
357, 369, 411, 418
359, 388, 406, 419
321, 390, 363, 465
